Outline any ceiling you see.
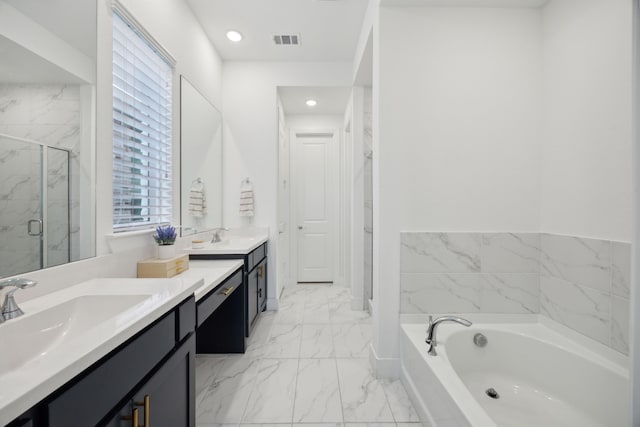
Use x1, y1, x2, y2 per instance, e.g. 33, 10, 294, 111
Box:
5, 0, 96, 59
0, 36, 85, 84
279, 87, 352, 115
186, 0, 369, 61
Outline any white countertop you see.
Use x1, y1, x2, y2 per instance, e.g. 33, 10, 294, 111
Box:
184, 233, 268, 255
0, 260, 242, 426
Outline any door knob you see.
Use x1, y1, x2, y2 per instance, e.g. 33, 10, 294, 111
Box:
298, 225, 303, 230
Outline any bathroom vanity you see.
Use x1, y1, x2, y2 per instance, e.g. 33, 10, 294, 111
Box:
2, 262, 243, 427
187, 233, 269, 336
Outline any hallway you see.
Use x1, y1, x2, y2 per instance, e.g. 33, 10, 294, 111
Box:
195, 284, 421, 426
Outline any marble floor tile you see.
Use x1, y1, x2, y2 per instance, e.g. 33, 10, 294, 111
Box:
243, 359, 299, 423
382, 380, 420, 422
240, 424, 291, 427
332, 323, 371, 358
336, 359, 394, 422
344, 423, 397, 427
300, 324, 335, 358
246, 323, 302, 358
195, 356, 227, 397
197, 357, 260, 424
293, 359, 343, 422
303, 300, 331, 323
272, 302, 306, 324
329, 301, 371, 323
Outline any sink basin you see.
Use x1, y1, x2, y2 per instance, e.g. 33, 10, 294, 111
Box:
0, 294, 149, 374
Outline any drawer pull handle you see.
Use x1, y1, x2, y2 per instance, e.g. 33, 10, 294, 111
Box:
176, 267, 184, 273
221, 286, 234, 296
176, 259, 184, 264
134, 395, 150, 427
122, 408, 139, 426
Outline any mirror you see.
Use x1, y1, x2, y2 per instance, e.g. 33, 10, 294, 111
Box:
0, 0, 96, 278
180, 76, 223, 237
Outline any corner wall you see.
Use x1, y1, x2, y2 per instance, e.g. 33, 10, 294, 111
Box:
540, 0, 633, 241
373, 6, 543, 374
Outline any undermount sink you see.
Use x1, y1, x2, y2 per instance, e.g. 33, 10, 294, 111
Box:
0, 294, 149, 374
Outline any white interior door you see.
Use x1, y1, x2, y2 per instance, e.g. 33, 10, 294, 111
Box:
294, 132, 337, 283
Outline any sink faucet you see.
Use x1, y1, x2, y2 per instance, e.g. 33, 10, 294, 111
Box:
211, 227, 229, 243
425, 315, 472, 356
0, 278, 37, 323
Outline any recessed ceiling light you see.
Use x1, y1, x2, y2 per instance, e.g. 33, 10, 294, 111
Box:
226, 30, 243, 42
306, 99, 317, 107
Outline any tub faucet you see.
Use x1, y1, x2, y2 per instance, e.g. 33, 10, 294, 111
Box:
0, 278, 37, 323
425, 315, 472, 356
211, 227, 229, 243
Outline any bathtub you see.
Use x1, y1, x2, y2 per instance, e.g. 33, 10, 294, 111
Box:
400, 316, 629, 427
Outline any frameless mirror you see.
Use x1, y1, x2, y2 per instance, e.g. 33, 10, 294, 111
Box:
180, 76, 223, 237
0, 0, 96, 278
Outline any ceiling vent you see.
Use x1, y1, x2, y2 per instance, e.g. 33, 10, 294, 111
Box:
273, 34, 300, 46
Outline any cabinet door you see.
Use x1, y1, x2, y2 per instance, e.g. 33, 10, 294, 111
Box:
257, 259, 267, 312
107, 334, 196, 427
248, 268, 258, 330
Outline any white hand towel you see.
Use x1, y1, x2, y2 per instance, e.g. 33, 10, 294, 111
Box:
239, 179, 254, 217
188, 179, 207, 217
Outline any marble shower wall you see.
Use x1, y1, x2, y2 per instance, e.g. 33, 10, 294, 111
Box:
0, 84, 81, 276
400, 232, 631, 355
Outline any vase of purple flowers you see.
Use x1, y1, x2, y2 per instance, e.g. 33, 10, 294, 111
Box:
154, 225, 177, 259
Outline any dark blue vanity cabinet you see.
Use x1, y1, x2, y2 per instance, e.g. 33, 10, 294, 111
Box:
7, 297, 197, 427
190, 242, 268, 337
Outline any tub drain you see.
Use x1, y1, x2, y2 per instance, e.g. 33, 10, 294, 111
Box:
485, 388, 500, 399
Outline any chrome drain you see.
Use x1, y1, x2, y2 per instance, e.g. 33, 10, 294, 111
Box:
485, 388, 500, 399
473, 333, 488, 347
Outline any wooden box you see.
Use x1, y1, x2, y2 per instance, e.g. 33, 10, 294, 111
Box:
137, 254, 189, 278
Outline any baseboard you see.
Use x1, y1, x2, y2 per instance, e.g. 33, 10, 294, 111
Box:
368, 342, 400, 379
266, 297, 279, 311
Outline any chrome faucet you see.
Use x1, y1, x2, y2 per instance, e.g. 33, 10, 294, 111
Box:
211, 227, 229, 243
425, 315, 472, 356
0, 278, 37, 323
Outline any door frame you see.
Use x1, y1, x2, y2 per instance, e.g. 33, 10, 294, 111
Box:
290, 128, 340, 284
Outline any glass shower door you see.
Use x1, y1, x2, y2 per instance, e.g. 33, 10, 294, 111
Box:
45, 147, 70, 269
0, 136, 43, 277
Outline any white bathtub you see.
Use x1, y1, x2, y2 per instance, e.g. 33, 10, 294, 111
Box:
400, 317, 629, 427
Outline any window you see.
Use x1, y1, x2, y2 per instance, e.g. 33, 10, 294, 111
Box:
112, 9, 173, 231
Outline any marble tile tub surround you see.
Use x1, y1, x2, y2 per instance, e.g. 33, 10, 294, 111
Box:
400, 232, 631, 355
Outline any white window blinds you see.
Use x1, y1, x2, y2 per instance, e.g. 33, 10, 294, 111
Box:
112, 11, 173, 232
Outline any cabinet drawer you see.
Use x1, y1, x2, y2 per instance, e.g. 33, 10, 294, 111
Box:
177, 297, 196, 342
197, 269, 243, 326
47, 312, 176, 427
248, 243, 266, 271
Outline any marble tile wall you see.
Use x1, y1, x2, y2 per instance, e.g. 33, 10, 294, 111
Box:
0, 84, 81, 276
400, 232, 631, 355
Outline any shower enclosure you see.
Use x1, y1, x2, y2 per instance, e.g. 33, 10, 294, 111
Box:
0, 134, 70, 278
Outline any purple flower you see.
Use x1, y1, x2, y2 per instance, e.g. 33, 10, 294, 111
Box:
153, 225, 176, 246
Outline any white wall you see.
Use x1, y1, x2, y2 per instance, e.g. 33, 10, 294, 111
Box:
286, 114, 344, 129
222, 61, 352, 307
540, 0, 633, 242
373, 6, 543, 374
96, 0, 223, 256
